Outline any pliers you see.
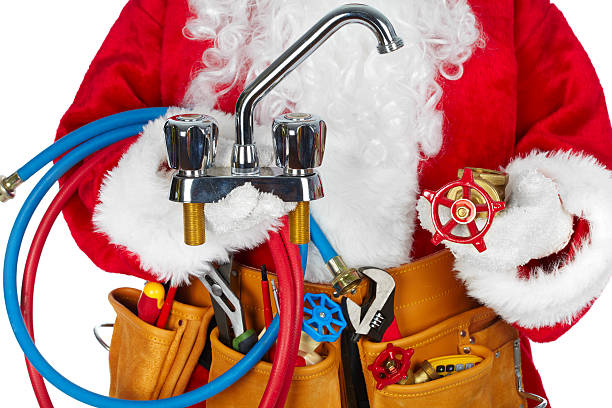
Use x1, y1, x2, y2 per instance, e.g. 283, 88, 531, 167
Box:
199, 258, 257, 353
341, 267, 401, 342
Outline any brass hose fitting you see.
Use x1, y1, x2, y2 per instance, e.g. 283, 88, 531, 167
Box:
183, 203, 205, 245
327, 256, 362, 296
413, 361, 441, 384
0, 172, 22, 203
289, 201, 310, 245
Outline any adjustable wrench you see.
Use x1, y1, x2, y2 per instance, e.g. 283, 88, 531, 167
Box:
341, 267, 401, 342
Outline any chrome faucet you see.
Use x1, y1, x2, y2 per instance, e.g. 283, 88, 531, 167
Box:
232, 3, 404, 176
165, 4, 403, 245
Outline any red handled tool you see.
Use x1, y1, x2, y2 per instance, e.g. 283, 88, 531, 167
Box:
137, 282, 165, 325
155, 285, 177, 329
261, 265, 273, 328
422, 168, 505, 252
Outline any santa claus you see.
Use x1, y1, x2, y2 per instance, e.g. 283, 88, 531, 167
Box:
53, 0, 612, 406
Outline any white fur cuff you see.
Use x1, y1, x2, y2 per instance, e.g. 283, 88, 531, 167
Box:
418, 151, 612, 328
93, 107, 294, 286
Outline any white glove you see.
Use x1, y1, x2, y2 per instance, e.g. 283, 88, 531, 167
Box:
417, 166, 573, 271
417, 151, 612, 329
94, 107, 294, 285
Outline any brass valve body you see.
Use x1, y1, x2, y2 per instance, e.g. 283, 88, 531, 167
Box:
289, 201, 310, 245
447, 168, 508, 218
183, 203, 206, 246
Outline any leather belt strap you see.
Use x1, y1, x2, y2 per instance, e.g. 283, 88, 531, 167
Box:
177, 249, 478, 337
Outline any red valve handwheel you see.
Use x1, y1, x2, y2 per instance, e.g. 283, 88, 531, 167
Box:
422, 168, 505, 253
367, 343, 415, 390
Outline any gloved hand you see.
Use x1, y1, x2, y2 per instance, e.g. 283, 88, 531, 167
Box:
94, 107, 294, 286
417, 165, 574, 270
417, 151, 612, 339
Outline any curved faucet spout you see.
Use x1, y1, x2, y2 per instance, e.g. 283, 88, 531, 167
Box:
231, 3, 404, 175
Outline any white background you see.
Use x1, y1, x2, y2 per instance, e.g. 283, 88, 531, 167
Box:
0, 1, 610, 407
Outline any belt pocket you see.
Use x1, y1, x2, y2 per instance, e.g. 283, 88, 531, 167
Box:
358, 306, 527, 408
364, 343, 494, 407
108, 287, 213, 400
206, 327, 342, 408
472, 319, 529, 408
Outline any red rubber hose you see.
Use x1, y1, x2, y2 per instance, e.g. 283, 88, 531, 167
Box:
21, 155, 107, 408
274, 226, 305, 408
258, 228, 298, 408
22, 155, 302, 408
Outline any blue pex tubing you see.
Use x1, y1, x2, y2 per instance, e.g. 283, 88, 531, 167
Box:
4, 110, 288, 407
310, 216, 337, 262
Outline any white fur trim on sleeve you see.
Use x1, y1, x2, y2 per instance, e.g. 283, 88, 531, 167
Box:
93, 107, 293, 286
418, 151, 612, 328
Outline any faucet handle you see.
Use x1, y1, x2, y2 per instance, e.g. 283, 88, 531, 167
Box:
272, 113, 326, 175
164, 114, 219, 176
273, 113, 326, 245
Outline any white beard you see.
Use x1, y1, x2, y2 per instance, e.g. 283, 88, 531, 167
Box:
92, 1, 481, 285
183, 0, 481, 281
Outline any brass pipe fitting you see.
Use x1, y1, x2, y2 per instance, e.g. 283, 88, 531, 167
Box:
183, 203, 205, 245
327, 256, 362, 296
413, 361, 441, 384
0, 172, 22, 203
289, 201, 310, 245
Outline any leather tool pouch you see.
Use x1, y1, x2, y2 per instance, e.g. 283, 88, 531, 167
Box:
105, 250, 529, 407
358, 306, 527, 407
107, 287, 213, 400
171, 265, 351, 408
206, 327, 342, 408
353, 250, 528, 407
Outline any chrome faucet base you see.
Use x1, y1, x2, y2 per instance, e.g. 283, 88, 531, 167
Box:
164, 4, 403, 244
169, 167, 324, 204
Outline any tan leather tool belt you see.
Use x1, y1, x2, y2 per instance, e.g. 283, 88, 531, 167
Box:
108, 288, 213, 399
107, 250, 527, 407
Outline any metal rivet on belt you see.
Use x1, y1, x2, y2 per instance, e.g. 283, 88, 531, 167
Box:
460, 330, 467, 337
469, 336, 476, 344
463, 346, 471, 354
495, 351, 501, 358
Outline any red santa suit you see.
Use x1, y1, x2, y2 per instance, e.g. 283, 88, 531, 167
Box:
55, 0, 612, 405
